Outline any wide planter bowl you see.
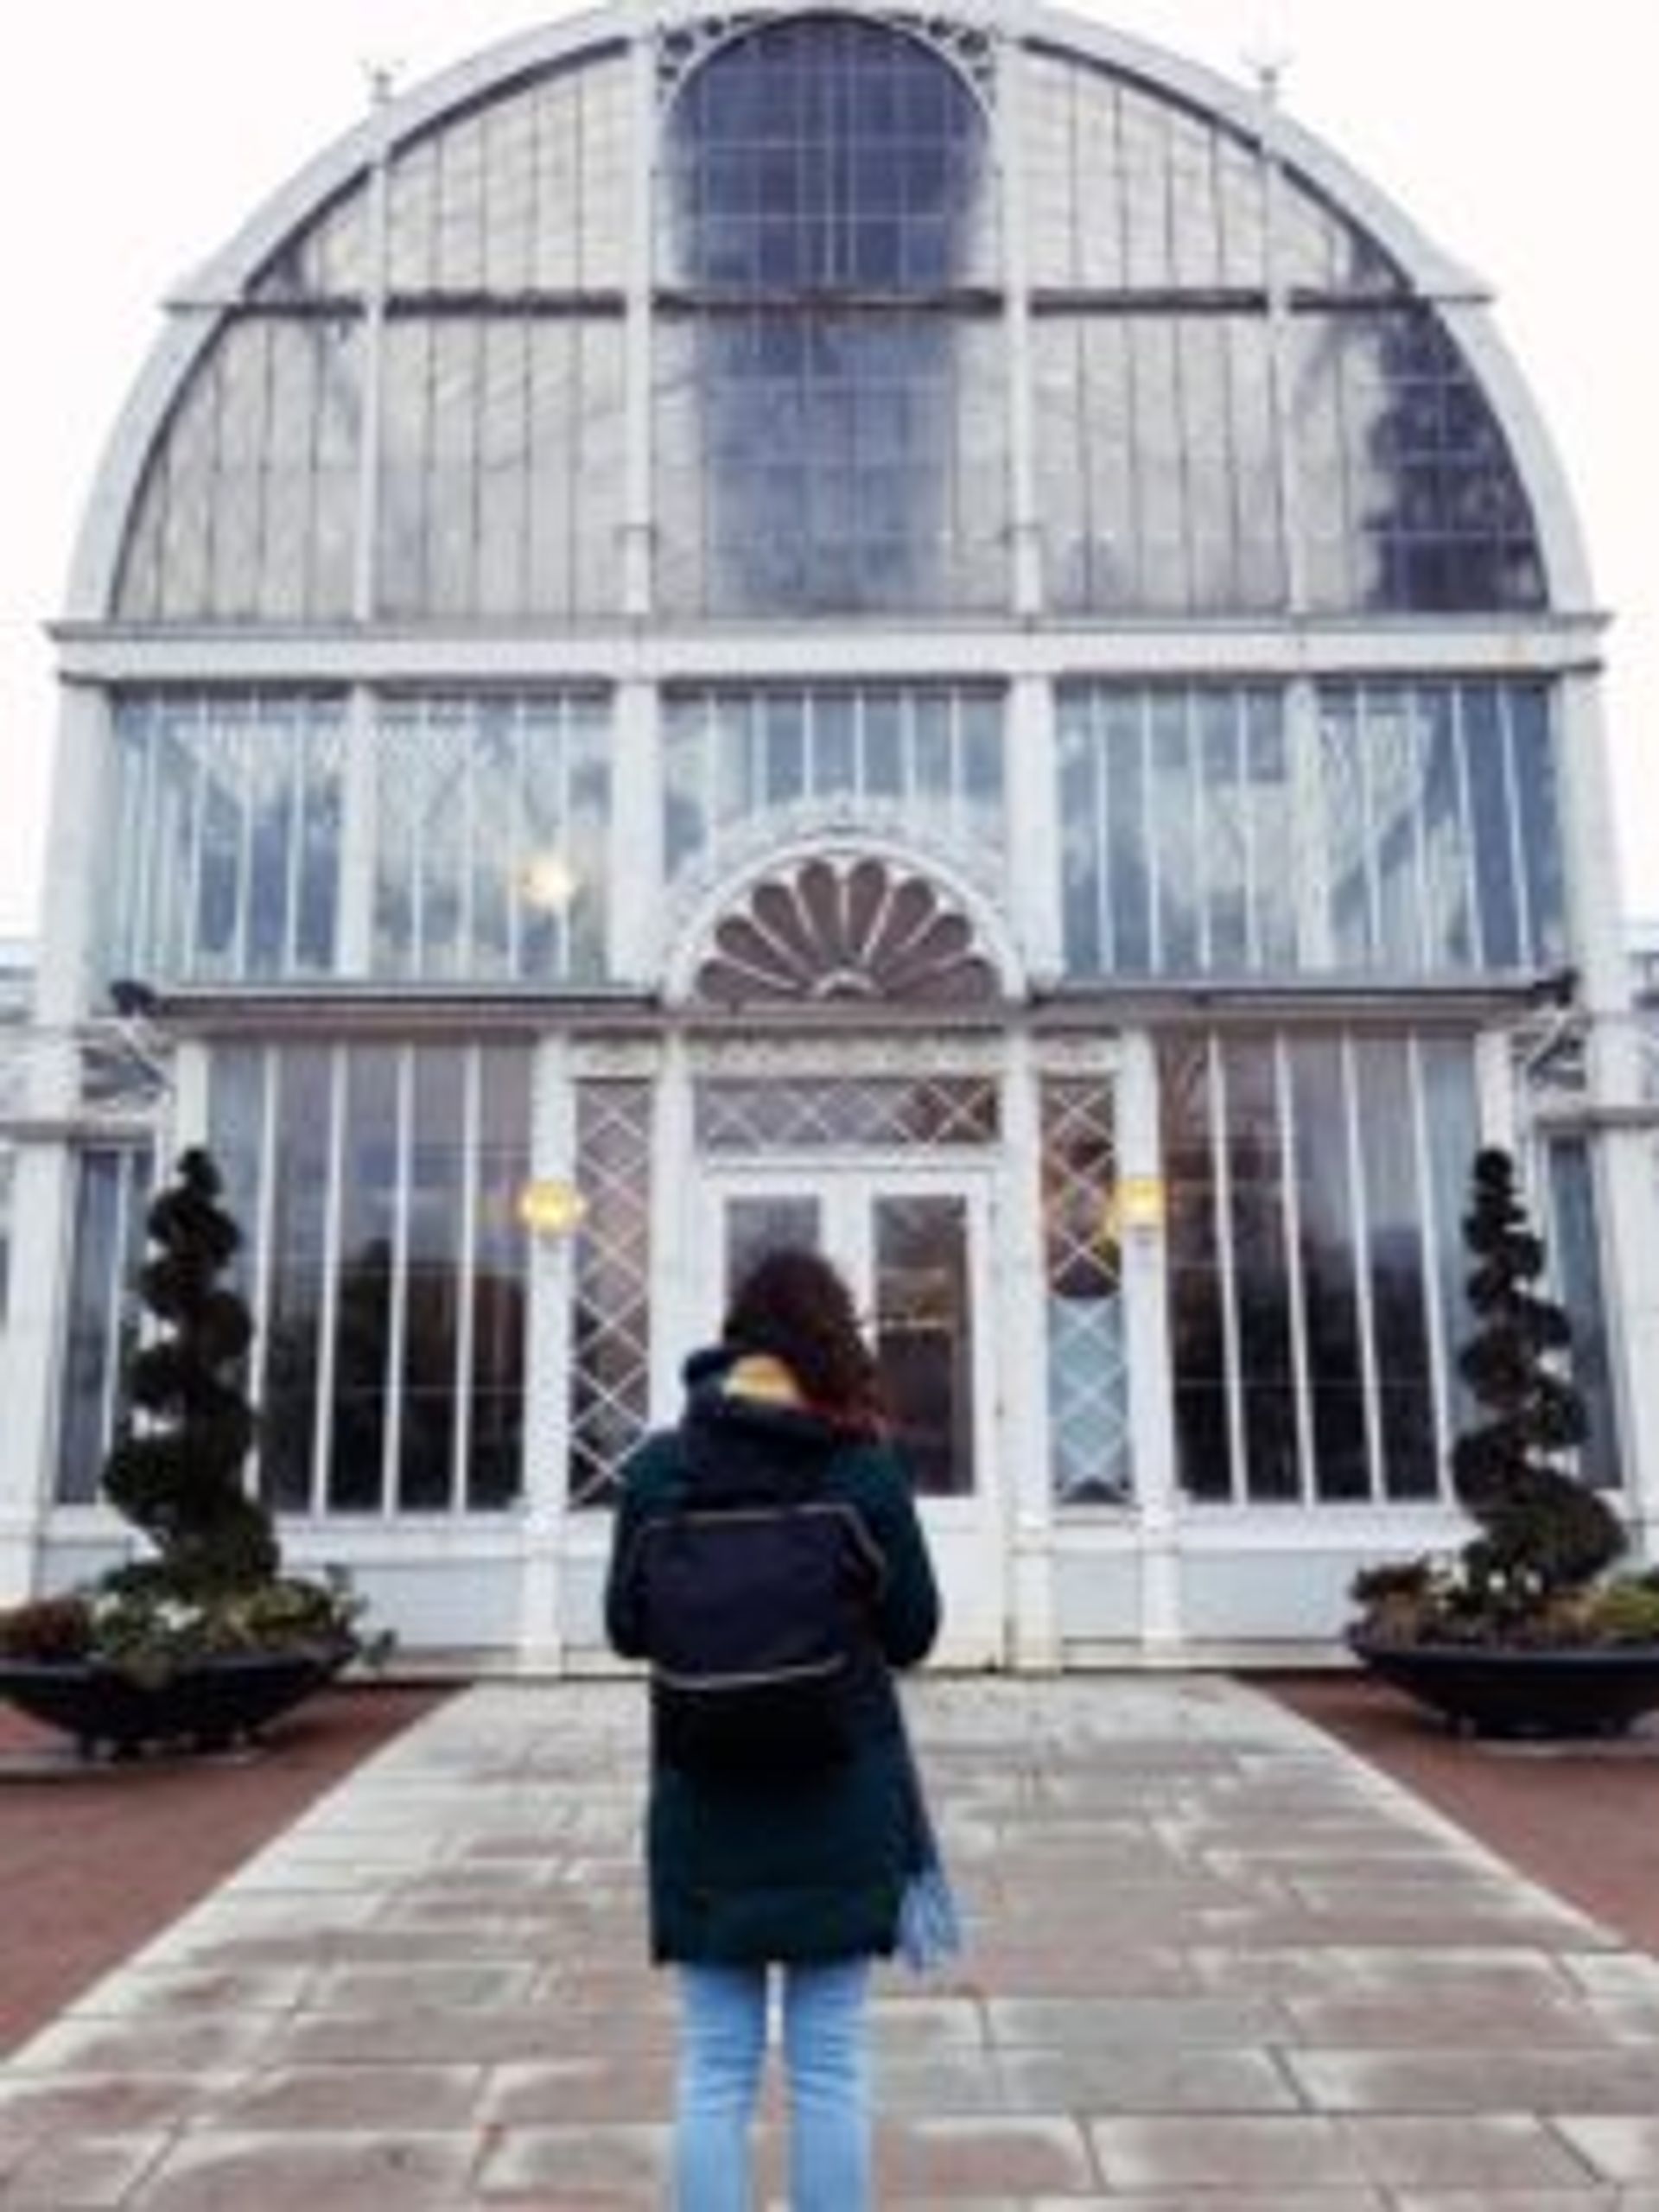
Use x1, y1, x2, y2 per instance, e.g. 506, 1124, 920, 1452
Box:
0, 1643, 352, 1758
1349, 1630, 1659, 1738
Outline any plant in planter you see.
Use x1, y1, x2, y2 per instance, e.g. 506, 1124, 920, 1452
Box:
0, 1147, 379, 1755
1349, 1145, 1659, 1735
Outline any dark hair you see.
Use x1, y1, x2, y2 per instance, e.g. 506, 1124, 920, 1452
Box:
721, 1248, 883, 1431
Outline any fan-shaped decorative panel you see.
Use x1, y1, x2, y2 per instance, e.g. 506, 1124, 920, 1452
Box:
693, 857, 999, 1006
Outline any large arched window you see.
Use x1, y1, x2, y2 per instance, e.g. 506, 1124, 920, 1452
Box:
654, 16, 1008, 615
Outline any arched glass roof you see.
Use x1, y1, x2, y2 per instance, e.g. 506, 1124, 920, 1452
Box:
100, 6, 1556, 627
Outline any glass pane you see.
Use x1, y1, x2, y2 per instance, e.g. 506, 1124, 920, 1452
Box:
872, 1192, 973, 1497
1548, 1140, 1620, 1492
1355, 1038, 1435, 1498
264, 1047, 334, 1512
400, 1050, 466, 1510
1160, 1041, 1231, 1502
329, 1047, 398, 1513
1290, 1039, 1370, 1500
469, 1046, 531, 1511
1224, 1041, 1298, 1501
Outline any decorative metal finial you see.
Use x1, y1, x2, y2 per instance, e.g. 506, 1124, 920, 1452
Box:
1243, 37, 1293, 108
361, 55, 402, 111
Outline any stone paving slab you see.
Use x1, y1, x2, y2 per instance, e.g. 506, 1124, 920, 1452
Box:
3, 1673, 1659, 2204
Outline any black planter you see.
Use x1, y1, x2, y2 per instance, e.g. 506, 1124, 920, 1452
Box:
1349, 1630, 1659, 1738
0, 1645, 350, 1758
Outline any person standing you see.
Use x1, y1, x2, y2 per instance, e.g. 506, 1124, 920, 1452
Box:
605, 1247, 942, 2212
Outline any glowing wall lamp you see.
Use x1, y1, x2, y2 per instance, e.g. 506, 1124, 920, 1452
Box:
517, 1178, 588, 1239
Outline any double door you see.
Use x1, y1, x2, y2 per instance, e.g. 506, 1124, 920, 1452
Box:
700, 1166, 1004, 1662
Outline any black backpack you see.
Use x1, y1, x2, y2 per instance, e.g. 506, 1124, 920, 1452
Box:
626, 1483, 887, 1783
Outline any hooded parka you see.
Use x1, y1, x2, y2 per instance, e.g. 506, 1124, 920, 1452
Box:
605, 1348, 941, 1965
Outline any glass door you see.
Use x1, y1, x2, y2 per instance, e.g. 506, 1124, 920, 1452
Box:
702, 1166, 1004, 1662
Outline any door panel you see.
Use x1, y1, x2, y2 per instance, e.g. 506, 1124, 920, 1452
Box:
702, 1166, 1003, 1663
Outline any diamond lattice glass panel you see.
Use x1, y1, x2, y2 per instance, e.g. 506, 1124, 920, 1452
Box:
694, 857, 999, 1005
697, 1077, 998, 1153
1041, 1077, 1131, 1504
569, 1081, 652, 1510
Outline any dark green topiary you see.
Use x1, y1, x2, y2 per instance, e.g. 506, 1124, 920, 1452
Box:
1451, 1146, 1625, 1598
101, 1147, 281, 1599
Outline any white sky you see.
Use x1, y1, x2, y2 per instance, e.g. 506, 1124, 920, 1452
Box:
2, 1, 1656, 940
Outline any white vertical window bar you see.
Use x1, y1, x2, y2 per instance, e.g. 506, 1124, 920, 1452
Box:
232, 706, 256, 978
1141, 691, 1161, 974
337, 685, 378, 978
1408, 690, 1433, 970
1452, 684, 1486, 969
854, 690, 869, 802
1499, 686, 1534, 966
1357, 688, 1381, 966
1342, 1031, 1384, 1501
1275, 1033, 1315, 1504
411, 704, 429, 976
1240, 691, 1262, 972
247, 1046, 280, 1499
557, 696, 575, 977
130, 706, 161, 977
1408, 1033, 1453, 1498
1255, 68, 1306, 614
1211, 1035, 1246, 1503
180, 708, 207, 981
898, 696, 915, 806
702, 694, 720, 858
509, 696, 526, 978
1000, 42, 1039, 610
1190, 690, 1211, 972
311, 1046, 347, 1516
353, 86, 392, 621
381, 1044, 413, 1515
1287, 677, 1329, 970
283, 707, 308, 974
622, 27, 654, 616
1096, 693, 1115, 972
451, 1044, 480, 1514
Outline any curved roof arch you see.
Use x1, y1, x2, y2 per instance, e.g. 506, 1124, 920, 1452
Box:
65, 0, 1593, 620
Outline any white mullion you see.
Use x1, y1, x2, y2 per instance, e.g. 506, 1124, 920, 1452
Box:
1189, 689, 1210, 972
508, 699, 526, 977
460, 702, 478, 976
233, 709, 257, 979
451, 1045, 480, 1515
1001, 36, 1039, 612
1241, 691, 1262, 972
947, 689, 964, 846
1211, 1036, 1246, 1504
310, 1048, 347, 1516
1452, 684, 1486, 968
557, 697, 576, 978
1275, 1035, 1315, 1506
135, 710, 164, 976
1343, 1033, 1385, 1503
1357, 687, 1382, 964
247, 1047, 279, 1500
1095, 695, 1114, 971
282, 709, 308, 974
1499, 685, 1533, 963
411, 704, 429, 974
854, 690, 869, 801
702, 693, 720, 858
1409, 1033, 1452, 1500
1141, 690, 1161, 974
1408, 689, 1433, 970
381, 1045, 413, 1516
181, 709, 208, 978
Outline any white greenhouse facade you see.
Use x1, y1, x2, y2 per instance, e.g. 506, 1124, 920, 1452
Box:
4, 2, 1657, 1666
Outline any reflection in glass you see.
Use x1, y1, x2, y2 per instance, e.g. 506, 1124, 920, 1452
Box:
1355, 1039, 1435, 1498
723, 1198, 822, 1306
1548, 1140, 1620, 1493
874, 1194, 974, 1497
54, 1149, 151, 1505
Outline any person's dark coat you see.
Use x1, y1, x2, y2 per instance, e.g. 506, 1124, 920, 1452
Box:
605, 1348, 941, 1966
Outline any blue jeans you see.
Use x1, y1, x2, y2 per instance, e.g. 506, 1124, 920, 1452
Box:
673, 1958, 871, 2212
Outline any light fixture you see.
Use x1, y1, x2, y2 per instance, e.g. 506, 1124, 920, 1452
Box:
518, 852, 579, 912
517, 1178, 588, 1239
1116, 1176, 1166, 1236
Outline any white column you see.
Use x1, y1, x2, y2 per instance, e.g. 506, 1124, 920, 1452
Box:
607, 680, 664, 984
518, 1035, 577, 1669
997, 35, 1041, 616
649, 1033, 695, 1427
336, 685, 379, 978
1120, 1029, 1182, 1649
1554, 673, 1659, 1551
621, 18, 656, 618
169, 1040, 211, 1154
1005, 675, 1062, 985
0, 1147, 74, 1602
998, 1029, 1057, 1669
35, 683, 113, 1027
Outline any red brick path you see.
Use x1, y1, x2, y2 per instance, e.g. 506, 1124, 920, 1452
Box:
0, 1683, 448, 2054
1268, 1670, 1659, 1955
